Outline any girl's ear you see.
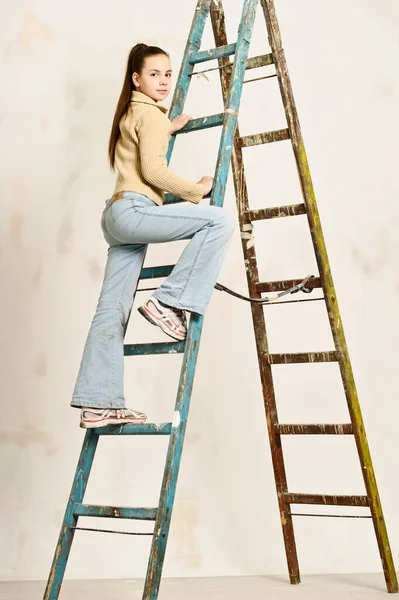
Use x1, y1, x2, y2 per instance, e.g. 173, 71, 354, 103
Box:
132, 72, 140, 88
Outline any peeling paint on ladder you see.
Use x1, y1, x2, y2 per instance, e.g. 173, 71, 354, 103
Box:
172, 411, 181, 428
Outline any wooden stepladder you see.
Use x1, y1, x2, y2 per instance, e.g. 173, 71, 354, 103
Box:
44, 1, 397, 598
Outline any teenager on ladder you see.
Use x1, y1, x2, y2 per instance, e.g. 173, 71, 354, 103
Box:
71, 44, 235, 429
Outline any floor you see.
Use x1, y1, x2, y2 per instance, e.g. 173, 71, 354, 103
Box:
0, 573, 395, 599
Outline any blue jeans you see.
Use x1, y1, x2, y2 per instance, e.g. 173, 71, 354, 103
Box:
71, 192, 235, 409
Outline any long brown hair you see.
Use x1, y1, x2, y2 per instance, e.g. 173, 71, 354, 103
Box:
108, 43, 169, 169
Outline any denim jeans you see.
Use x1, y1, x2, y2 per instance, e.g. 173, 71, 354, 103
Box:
71, 191, 235, 409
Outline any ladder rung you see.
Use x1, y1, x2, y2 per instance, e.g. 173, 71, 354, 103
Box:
71, 526, 152, 536
190, 53, 274, 79
140, 265, 174, 280
190, 51, 273, 71
247, 204, 306, 221
240, 128, 290, 147
267, 351, 337, 365
275, 424, 353, 435
189, 43, 237, 64
256, 278, 321, 294
164, 194, 186, 205
283, 493, 369, 507
289, 513, 372, 519
92, 422, 172, 436
174, 113, 224, 134
74, 504, 157, 520
124, 342, 185, 356
246, 53, 274, 70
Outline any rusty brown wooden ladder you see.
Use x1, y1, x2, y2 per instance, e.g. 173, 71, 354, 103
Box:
208, 0, 397, 592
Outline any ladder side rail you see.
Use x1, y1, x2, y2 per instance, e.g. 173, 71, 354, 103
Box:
166, 0, 212, 164
210, 0, 301, 585
211, 0, 258, 207
143, 316, 203, 599
142, 4, 211, 597
44, 431, 99, 600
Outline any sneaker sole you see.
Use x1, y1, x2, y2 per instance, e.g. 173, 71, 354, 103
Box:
80, 416, 147, 429
138, 305, 186, 341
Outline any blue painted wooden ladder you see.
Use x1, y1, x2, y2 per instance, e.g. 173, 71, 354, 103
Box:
43, 1, 258, 598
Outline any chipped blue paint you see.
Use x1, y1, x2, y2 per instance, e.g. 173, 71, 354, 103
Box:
143, 314, 203, 599
211, 0, 258, 207
124, 342, 185, 356
74, 504, 158, 521
190, 42, 237, 63
95, 422, 172, 436
140, 265, 175, 279
166, 0, 212, 158
163, 193, 186, 205
175, 112, 225, 134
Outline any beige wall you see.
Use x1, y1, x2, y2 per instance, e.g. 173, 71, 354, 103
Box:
1, 0, 398, 582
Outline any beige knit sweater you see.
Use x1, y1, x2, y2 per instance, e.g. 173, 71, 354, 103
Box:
113, 91, 204, 205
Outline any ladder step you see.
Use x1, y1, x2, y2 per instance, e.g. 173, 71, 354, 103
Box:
174, 113, 225, 135
93, 422, 172, 436
124, 342, 185, 356
163, 194, 186, 205
267, 351, 337, 365
140, 265, 174, 280
275, 424, 353, 435
256, 278, 321, 294
74, 504, 158, 520
283, 493, 369, 507
190, 51, 273, 70
190, 52, 274, 82
246, 53, 274, 70
240, 128, 290, 148
190, 43, 237, 64
247, 203, 306, 221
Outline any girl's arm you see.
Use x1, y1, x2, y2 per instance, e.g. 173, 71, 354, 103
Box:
137, 110, 204, 204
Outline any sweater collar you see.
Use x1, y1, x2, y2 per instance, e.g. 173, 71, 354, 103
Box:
130, 90, 169, 114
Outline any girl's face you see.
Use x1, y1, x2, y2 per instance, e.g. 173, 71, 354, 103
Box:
133, 54, 172, 102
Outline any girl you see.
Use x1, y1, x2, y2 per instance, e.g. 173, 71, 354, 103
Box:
71, 43, 235, 429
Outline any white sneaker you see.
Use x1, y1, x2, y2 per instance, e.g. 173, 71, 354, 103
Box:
138, 296, 187, 341
80, 407, 147, 429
